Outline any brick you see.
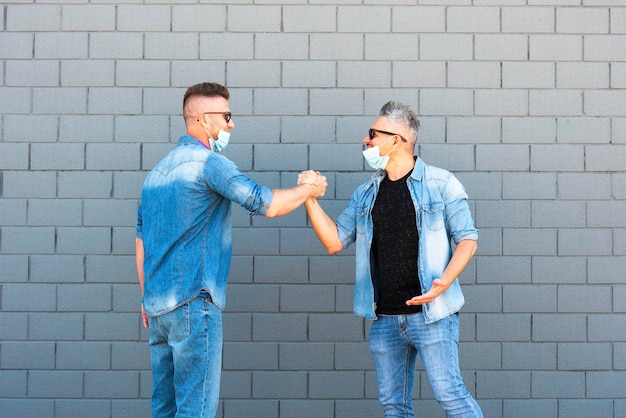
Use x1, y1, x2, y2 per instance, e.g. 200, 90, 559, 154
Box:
30, 255, 84, 283
477, 371, 531, 398
88, 88, 142, 115
505, 173, 557, 200
283, 6, 336, 32
420, 34, 473, 60
62, 5, 116, 31
585, 91, 626, 117
283, 62, 336, 88
221, 371, 252, 397
117, 5, 170, 31
35, 32, 87, 59
253, 88, 308, 115
560, 400, 614, 418
502, 342, 556, 370
420, 144, 475, 171
588, 257, 626, 284
612, 8, 626, 33
85, 255, 136, 283
338, 6, 390, 32
557, 62, 610, 89
0, 255, 28, 282
558, 343, 613, 370
112, 342, 150, 370
0, 371, 27, 397
309, 371, 364, 399
7, 5, 61, 31
364, 34, 418, 61
281, 285, 336, 313
420, 89, 473, 116
502, 284, 557, 313
252, 314, 308, 341
393, 62, 446, 88
58, 226, 111, 254
1, 342, 55, 369
61, 60, 114, 87
223, 400, 277, 418
311, 93, 363, 121
475, 34, 528, 61
558, 285, 612, 312
616, 230, 626, 256
502, 62, 555, 88
56, 401, 111, 418
475, 89, 528, 116
459, 342, 501, 369
111, 400, 151, 418
532, 314, 587, 341
587, 371, 626, 398
532, 371, 585, 398
57, 342, 111, 370
587, 201, 626, 227
335, 342, 374, 370
530, 34, 583, 61
558, 173, 611, 199
6, 60, 59, 87
476, 144, 530, 171
58, 171, 112, 198
31, 143, 85, 170
557, 116, 611, 143
116, 60, 170, 87
338, 62, 391, 88
502, 117, 555, 143
0, 33, 33, 59
28, 371, 83, 398
502, 7, 555, 33
5, 115, 59, 143
392, 6, 445, 33
503, 400, 558, 418
587, 144, 626, 171
59, 115, 114, 142
0, 87, 31, 114
33, 87, 87, 114
584, 35, 626, 61
447, 7, 500, 33
613, 118, 626, 144
253, 371, 307, 398
448, 62, 501, 88
58, 283, 112, 311
308, 314, 364, 342
477, 313, 531, 341
1, 227, 56, 255
0, 313, 28, 339
255, 34, 308, 60
531, 144, 585, 171
172, 5, 226, 32
89, 33, 144, 59
477, 256, 531, 284
86, 144, 140, 170
531, 201, 586, 228
279, 343, 334, 370
532, 256, 586, 284
559, 228, 612, 256
227, 284, 279, 313
112, 283, 141, 312
223, 342, 278, 370
613, 63, 626, 88
228, 5, 281, 32
30, 312, 85, 340
0, 400, 54, 418
0, 143, 29, 169
223, 313, 252, 342
530, 90, 582, 116
172, 61, 227, 87
85, 371, 139, 398
310, 34, 363, 60
447, 117, 501, 144
280, 400, 335, 418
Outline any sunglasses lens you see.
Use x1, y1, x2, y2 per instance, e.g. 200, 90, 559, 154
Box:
224, 113, 231, 123
369, 129, 375, 139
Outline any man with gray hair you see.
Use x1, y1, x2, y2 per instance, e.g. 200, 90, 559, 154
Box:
300, 101, 483, 417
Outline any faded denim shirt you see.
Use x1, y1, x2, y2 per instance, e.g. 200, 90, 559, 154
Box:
336, 157, 478, 323
136, 135, 273, 316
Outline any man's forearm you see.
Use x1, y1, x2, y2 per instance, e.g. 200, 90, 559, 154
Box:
304, 198, 343, 254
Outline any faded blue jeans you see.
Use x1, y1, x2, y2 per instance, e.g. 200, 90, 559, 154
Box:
369, 312, 483, 418
148, 295, 223, 418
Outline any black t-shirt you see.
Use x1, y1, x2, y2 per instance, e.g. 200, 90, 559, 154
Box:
371, 170, 422, 315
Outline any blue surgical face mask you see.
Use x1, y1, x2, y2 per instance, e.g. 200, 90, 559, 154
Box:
362, 137, 395, 170
203, 116, 230, 153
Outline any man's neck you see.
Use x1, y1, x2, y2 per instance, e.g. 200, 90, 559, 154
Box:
385, 154, 416, 181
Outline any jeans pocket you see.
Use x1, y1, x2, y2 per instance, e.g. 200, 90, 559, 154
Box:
169, 303, 191, 342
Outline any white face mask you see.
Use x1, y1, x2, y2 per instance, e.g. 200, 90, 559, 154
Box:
362, 137, 395, 170
203, 116, 230, 153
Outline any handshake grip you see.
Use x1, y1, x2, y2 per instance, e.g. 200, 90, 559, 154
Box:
297, 170, 327, 198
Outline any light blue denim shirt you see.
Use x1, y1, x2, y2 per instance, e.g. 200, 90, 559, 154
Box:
336, 157, 478, 323
136, 135, 273, 316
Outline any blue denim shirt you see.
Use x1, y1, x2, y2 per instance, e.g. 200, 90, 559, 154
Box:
336, 157, 478, 323
136, 135, 273, 316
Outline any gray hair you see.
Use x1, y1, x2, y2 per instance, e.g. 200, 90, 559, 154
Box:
378, 101, 420, 144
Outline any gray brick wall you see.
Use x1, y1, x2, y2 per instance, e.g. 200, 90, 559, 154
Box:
1, 0, 625, 417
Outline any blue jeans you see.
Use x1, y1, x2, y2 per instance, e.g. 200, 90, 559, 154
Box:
148, 296, 223, 418
369, 312, 483, 418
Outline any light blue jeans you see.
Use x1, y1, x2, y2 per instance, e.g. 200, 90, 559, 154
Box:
369, 312, 483, 418
148, 295, 223, 418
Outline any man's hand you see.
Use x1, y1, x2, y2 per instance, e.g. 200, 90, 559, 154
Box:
141, 304, 149, 328
406, 278, 447, 306
298, 170, 327, 198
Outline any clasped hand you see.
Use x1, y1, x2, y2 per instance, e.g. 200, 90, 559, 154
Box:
297, 170, 327, 198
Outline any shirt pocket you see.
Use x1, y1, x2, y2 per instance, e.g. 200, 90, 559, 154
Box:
422, 202, 445, 231
355, 206, 370, 236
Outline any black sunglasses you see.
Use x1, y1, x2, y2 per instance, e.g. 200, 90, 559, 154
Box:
202, 112, 232, 123
369, 128, 407, 143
